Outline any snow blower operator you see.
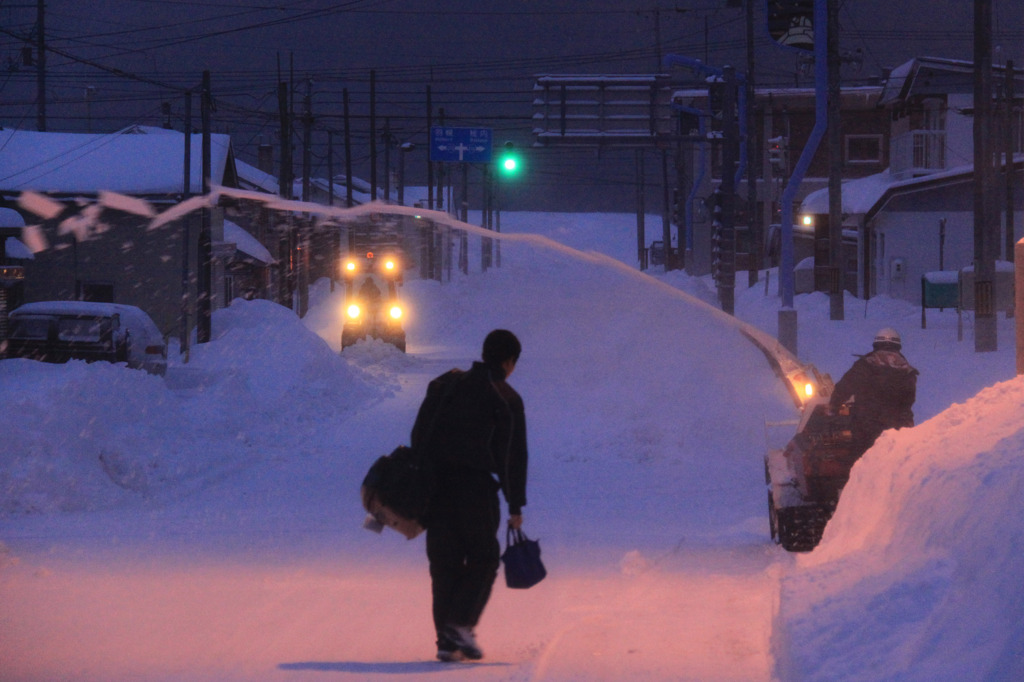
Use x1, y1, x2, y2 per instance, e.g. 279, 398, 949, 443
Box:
827, 327, 919, 454
410, 329, 529, 663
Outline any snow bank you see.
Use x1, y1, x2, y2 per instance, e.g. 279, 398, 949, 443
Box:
0, 298, 383, 513
777, 376, 1024, 681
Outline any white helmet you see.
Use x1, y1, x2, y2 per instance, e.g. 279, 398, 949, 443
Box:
873, 327, 902, 349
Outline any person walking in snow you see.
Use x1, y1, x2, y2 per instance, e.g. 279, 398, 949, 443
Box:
410, 329, 529, 663
828, 327, 919, 452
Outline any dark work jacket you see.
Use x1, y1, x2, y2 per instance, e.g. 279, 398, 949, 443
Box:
410, 361, 528, 515
829, 349, 919, 445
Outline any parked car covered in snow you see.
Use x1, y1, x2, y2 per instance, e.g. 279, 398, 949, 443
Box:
4, 301, 167, 376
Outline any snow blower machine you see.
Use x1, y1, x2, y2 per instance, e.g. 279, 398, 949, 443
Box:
740, 328, 862, 553
764, 394, 866, 552
339, 227, 407, 353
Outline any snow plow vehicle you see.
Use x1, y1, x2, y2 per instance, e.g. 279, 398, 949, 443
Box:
339, 247, 406, 352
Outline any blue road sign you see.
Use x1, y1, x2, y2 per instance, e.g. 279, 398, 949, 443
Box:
430, 126, 493, 163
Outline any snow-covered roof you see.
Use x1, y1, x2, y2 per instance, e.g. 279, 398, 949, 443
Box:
234, 158, 279, 195
800, 171, 898, 216
222, 220, 273, 265
878, 56, 1018, 106
4, 236, 33, 259
0, 206, 26, 227
799, 157, 1024, 218
11, 299, 155, 321
303, 177, 373, 205
0, 126, 234, 196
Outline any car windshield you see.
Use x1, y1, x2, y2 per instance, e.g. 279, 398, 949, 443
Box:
56, 317, 108, 342
10, 317, 51, 340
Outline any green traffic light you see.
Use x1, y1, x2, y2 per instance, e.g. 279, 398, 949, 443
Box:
498, 140, 520, 177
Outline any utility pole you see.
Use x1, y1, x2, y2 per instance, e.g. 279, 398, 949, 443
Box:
427, 85, 434, 211
717, 66, 739, 315
459, 160, 468, 274
343, 88, 354, 208
370, 70, 377, 201
327, 130, 335, 207
278, 79, 293, 309
481, 165, 492, 271
827, 0, 844, 320
637, 150, 646, 269
634, 150, 643, 266
1004, 60, 1016, 264
661, 150, 672, 270
302, 78, 312, 203
298, 78, 313, 317
974, 0, 997, 352
36, 0, 46, 131
197, 70, 213, 344
278, 81, 292, 199
383, 118, 392, 202
328, 129, 336, 293
181, 90, 192, 358
745, 0, 760, 286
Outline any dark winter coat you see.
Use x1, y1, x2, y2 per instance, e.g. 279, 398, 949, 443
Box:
410, 361, 528, 515
829, 349, 919, 447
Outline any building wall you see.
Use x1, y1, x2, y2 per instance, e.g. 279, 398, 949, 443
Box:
870, 177, 1023, 302
17, 208, 199, 340
946, 94, 976, 169
682, 87, 889, 277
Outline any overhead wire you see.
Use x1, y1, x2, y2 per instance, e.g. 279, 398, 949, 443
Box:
5, 1, 1023, 197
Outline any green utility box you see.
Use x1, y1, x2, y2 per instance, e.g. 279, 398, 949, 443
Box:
921, 271, 959, 329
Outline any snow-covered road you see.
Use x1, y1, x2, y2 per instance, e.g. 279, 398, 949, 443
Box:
2, 348, 786, 681
1, 213, 809, 680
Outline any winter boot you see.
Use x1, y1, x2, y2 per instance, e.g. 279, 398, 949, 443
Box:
442, 624, 483, 661
436, 631, 465, 663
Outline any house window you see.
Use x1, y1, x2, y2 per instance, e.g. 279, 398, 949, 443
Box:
78, 281, 114, 302
846, 134, 883, 164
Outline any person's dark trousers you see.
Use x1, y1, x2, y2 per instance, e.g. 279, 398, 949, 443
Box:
426, 469, 501, 641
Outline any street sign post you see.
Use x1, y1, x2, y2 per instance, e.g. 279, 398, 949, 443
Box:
430, 126, 493, 163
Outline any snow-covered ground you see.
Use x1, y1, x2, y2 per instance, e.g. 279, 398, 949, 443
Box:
1, 212, 1021, 681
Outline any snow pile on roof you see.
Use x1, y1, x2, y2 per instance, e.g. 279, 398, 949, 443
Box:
0, 127, 232, 195
800, 171, 896, 216
4, 237, 33, 259
234, 158, 279, 195
1, 206, 26, 227
223, 219, 273, 264
777, 375, 1024, 681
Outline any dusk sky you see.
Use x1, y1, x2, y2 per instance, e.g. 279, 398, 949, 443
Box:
2, 1, 1021, 210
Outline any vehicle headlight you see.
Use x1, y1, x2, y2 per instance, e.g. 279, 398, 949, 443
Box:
343, 260, 358, 276
789, 371, 816, 402
388, 305, 402, 320
347, 303, 362, 319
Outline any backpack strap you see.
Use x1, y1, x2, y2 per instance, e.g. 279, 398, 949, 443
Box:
411, 368, 466, 469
